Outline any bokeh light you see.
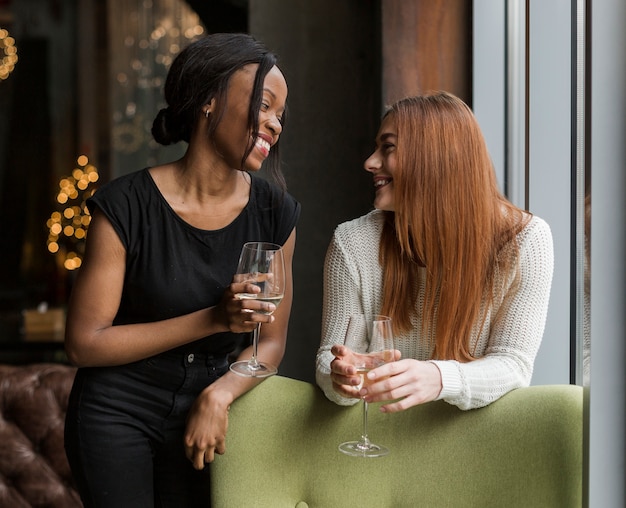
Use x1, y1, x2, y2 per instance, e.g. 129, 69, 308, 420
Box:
0, 28, 18, 81
47, 156, 99, 270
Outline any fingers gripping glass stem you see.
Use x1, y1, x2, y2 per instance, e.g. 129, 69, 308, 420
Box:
230, 242, 285, 378
338, 314, 394, 457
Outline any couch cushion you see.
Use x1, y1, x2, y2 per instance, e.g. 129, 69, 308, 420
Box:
0, 363, 81, 507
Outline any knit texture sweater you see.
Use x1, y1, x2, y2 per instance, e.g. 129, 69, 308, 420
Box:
316, 209, 554, 410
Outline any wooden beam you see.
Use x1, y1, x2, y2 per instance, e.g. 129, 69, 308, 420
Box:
382, 0, 472, 107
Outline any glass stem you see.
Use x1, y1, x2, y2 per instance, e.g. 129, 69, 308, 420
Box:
360, 400, 371, 447
248, 323, 261, 369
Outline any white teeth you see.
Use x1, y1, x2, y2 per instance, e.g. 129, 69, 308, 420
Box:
374, 179, 390, 187
256, 138, 270, 152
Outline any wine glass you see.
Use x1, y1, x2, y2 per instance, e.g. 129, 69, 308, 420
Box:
229, 242, 285, 378
338, 314, 395, 457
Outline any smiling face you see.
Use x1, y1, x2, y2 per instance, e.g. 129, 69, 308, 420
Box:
209, 64, 287, 172
364, 115, 398, 211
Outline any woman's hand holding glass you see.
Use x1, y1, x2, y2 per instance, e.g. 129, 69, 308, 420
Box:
212, 281, 272, 337
357, 358, 443, 413
330, 344, 400, 399
229, 242, 285, 378
336, 314, 396, 457
226, 281, 277, 326
332, 349, 444, 413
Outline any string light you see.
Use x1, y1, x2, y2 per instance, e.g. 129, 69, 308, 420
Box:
46, 155, 99, 270
0, 28, 18, 81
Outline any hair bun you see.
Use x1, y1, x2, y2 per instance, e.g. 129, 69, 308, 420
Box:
151, 107, 177, 145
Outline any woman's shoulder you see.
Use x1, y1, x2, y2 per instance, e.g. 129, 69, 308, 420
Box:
86, 169, 153, 250
512, 214, 554, 269
332, 209, 384, 249
518, 214, 553, 245
326, 210, 384, 278
250, 174, 299, 209
335, 210, 384, 234
91, 168, 151, 200
248, 174, 301, 245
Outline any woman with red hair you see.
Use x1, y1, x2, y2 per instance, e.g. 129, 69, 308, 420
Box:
316, 92, 553, 411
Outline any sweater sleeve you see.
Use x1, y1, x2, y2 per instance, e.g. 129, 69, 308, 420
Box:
315, 228, 366, 406
430, 217, 555, 410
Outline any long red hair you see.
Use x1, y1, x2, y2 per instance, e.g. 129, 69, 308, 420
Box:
379, 92, 528, 361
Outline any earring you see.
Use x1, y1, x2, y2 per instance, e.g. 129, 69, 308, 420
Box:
205, 110, 210, 118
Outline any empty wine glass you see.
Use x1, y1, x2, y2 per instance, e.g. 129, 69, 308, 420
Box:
229, 242, 285, 378
338, 314, 395, 457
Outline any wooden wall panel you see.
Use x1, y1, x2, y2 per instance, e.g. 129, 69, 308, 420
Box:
382, 0, 472, 107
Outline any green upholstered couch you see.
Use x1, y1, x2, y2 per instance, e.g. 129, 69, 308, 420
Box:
210, 375, 582, 508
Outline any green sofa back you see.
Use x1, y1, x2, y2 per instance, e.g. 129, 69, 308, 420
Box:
210, 376, 582, 508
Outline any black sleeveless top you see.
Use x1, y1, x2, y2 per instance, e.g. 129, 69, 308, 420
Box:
87, 168, 301, 356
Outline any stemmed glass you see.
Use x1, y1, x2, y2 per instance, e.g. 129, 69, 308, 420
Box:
229, 242, 285, 378
338, 314, 395, 457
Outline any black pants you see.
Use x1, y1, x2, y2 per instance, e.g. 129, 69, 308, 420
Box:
65, 351, 229, 508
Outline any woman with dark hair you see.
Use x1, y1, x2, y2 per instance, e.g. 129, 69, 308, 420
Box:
316, 91, 553, 412
64, 33, 300, 506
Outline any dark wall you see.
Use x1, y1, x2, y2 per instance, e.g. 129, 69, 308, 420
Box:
0, 39, 57, 302
250, 0, 381, 383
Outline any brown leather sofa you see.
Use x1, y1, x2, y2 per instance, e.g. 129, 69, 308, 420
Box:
0, 363, 82, 507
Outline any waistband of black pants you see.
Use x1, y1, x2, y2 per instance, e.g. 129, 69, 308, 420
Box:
157, 349, 230, 367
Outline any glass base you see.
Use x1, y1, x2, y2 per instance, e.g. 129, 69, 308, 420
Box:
229, 360, 277, 378
338, 440, 389, 458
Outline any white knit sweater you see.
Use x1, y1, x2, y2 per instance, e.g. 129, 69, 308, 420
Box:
315, 210, 554, 410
